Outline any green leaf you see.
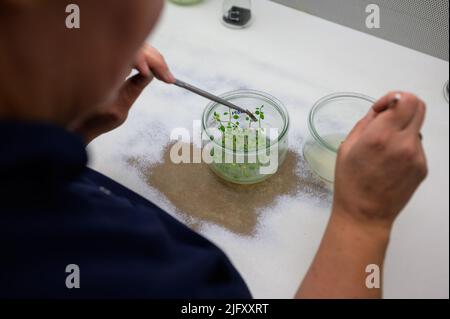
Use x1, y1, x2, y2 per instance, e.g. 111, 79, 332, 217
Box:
233, 115, 239, 120
255, 111, 260, 115
219, 125, 225, 132
224, 112, 229, 115
246, 117, 250, 121
260, 114, 265, 120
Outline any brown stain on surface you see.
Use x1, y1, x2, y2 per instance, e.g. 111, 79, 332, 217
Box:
130, 143, 329, 236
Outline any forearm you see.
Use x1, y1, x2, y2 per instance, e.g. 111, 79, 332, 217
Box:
295, 207, 391, 299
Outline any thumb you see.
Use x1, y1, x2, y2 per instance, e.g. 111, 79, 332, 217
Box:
134, 54, 151, 77
116, 73, 153, 112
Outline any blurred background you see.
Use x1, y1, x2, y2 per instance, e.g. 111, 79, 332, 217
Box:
271, 0, 449, 61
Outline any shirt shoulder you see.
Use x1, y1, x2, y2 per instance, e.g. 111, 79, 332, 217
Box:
1, 168, 251, 299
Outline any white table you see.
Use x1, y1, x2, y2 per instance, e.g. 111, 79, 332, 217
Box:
88, 0, 449, 298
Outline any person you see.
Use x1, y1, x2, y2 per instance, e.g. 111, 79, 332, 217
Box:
0, 0, 427, 299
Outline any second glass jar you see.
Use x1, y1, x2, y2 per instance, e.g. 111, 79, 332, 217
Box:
303, 93, 376, 185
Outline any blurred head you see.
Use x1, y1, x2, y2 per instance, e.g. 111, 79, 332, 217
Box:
0, 0, 164, 126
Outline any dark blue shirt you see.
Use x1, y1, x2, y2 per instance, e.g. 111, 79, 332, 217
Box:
0, 122, 251, 298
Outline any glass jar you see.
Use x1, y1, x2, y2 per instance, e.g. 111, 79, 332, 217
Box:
169, 0, 203, 5
444, 80, 449, 103
222, 0, 252, 29
202, 90, 289, 184
303, 93, 376, 185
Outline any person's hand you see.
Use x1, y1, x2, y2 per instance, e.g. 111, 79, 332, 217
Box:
333, 92, 428, 232
297, 92, 427, 299
72, 44, 175, 144
133, 43, 175, 83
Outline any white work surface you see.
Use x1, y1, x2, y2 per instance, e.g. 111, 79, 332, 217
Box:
88, 0, 449, 298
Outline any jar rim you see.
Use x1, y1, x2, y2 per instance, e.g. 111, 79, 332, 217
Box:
444, 80, 449, 103
202, 89, 290, 153
308, 92, 376, 153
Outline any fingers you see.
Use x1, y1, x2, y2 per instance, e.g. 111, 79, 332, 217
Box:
401, 132, 429, 181
134, 54, 151, 78
116, 73, 152, 112
405, 100, 426, 176
407, 100, 426, 133
416, 142, 428, 180
349, 92, 425, 155
374, 93, 421, 131
148, 50, 175, 83
135, 44, 175, 84
372, 92, 403, 113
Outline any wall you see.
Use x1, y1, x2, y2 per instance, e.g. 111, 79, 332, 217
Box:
270, 0, 449, 61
